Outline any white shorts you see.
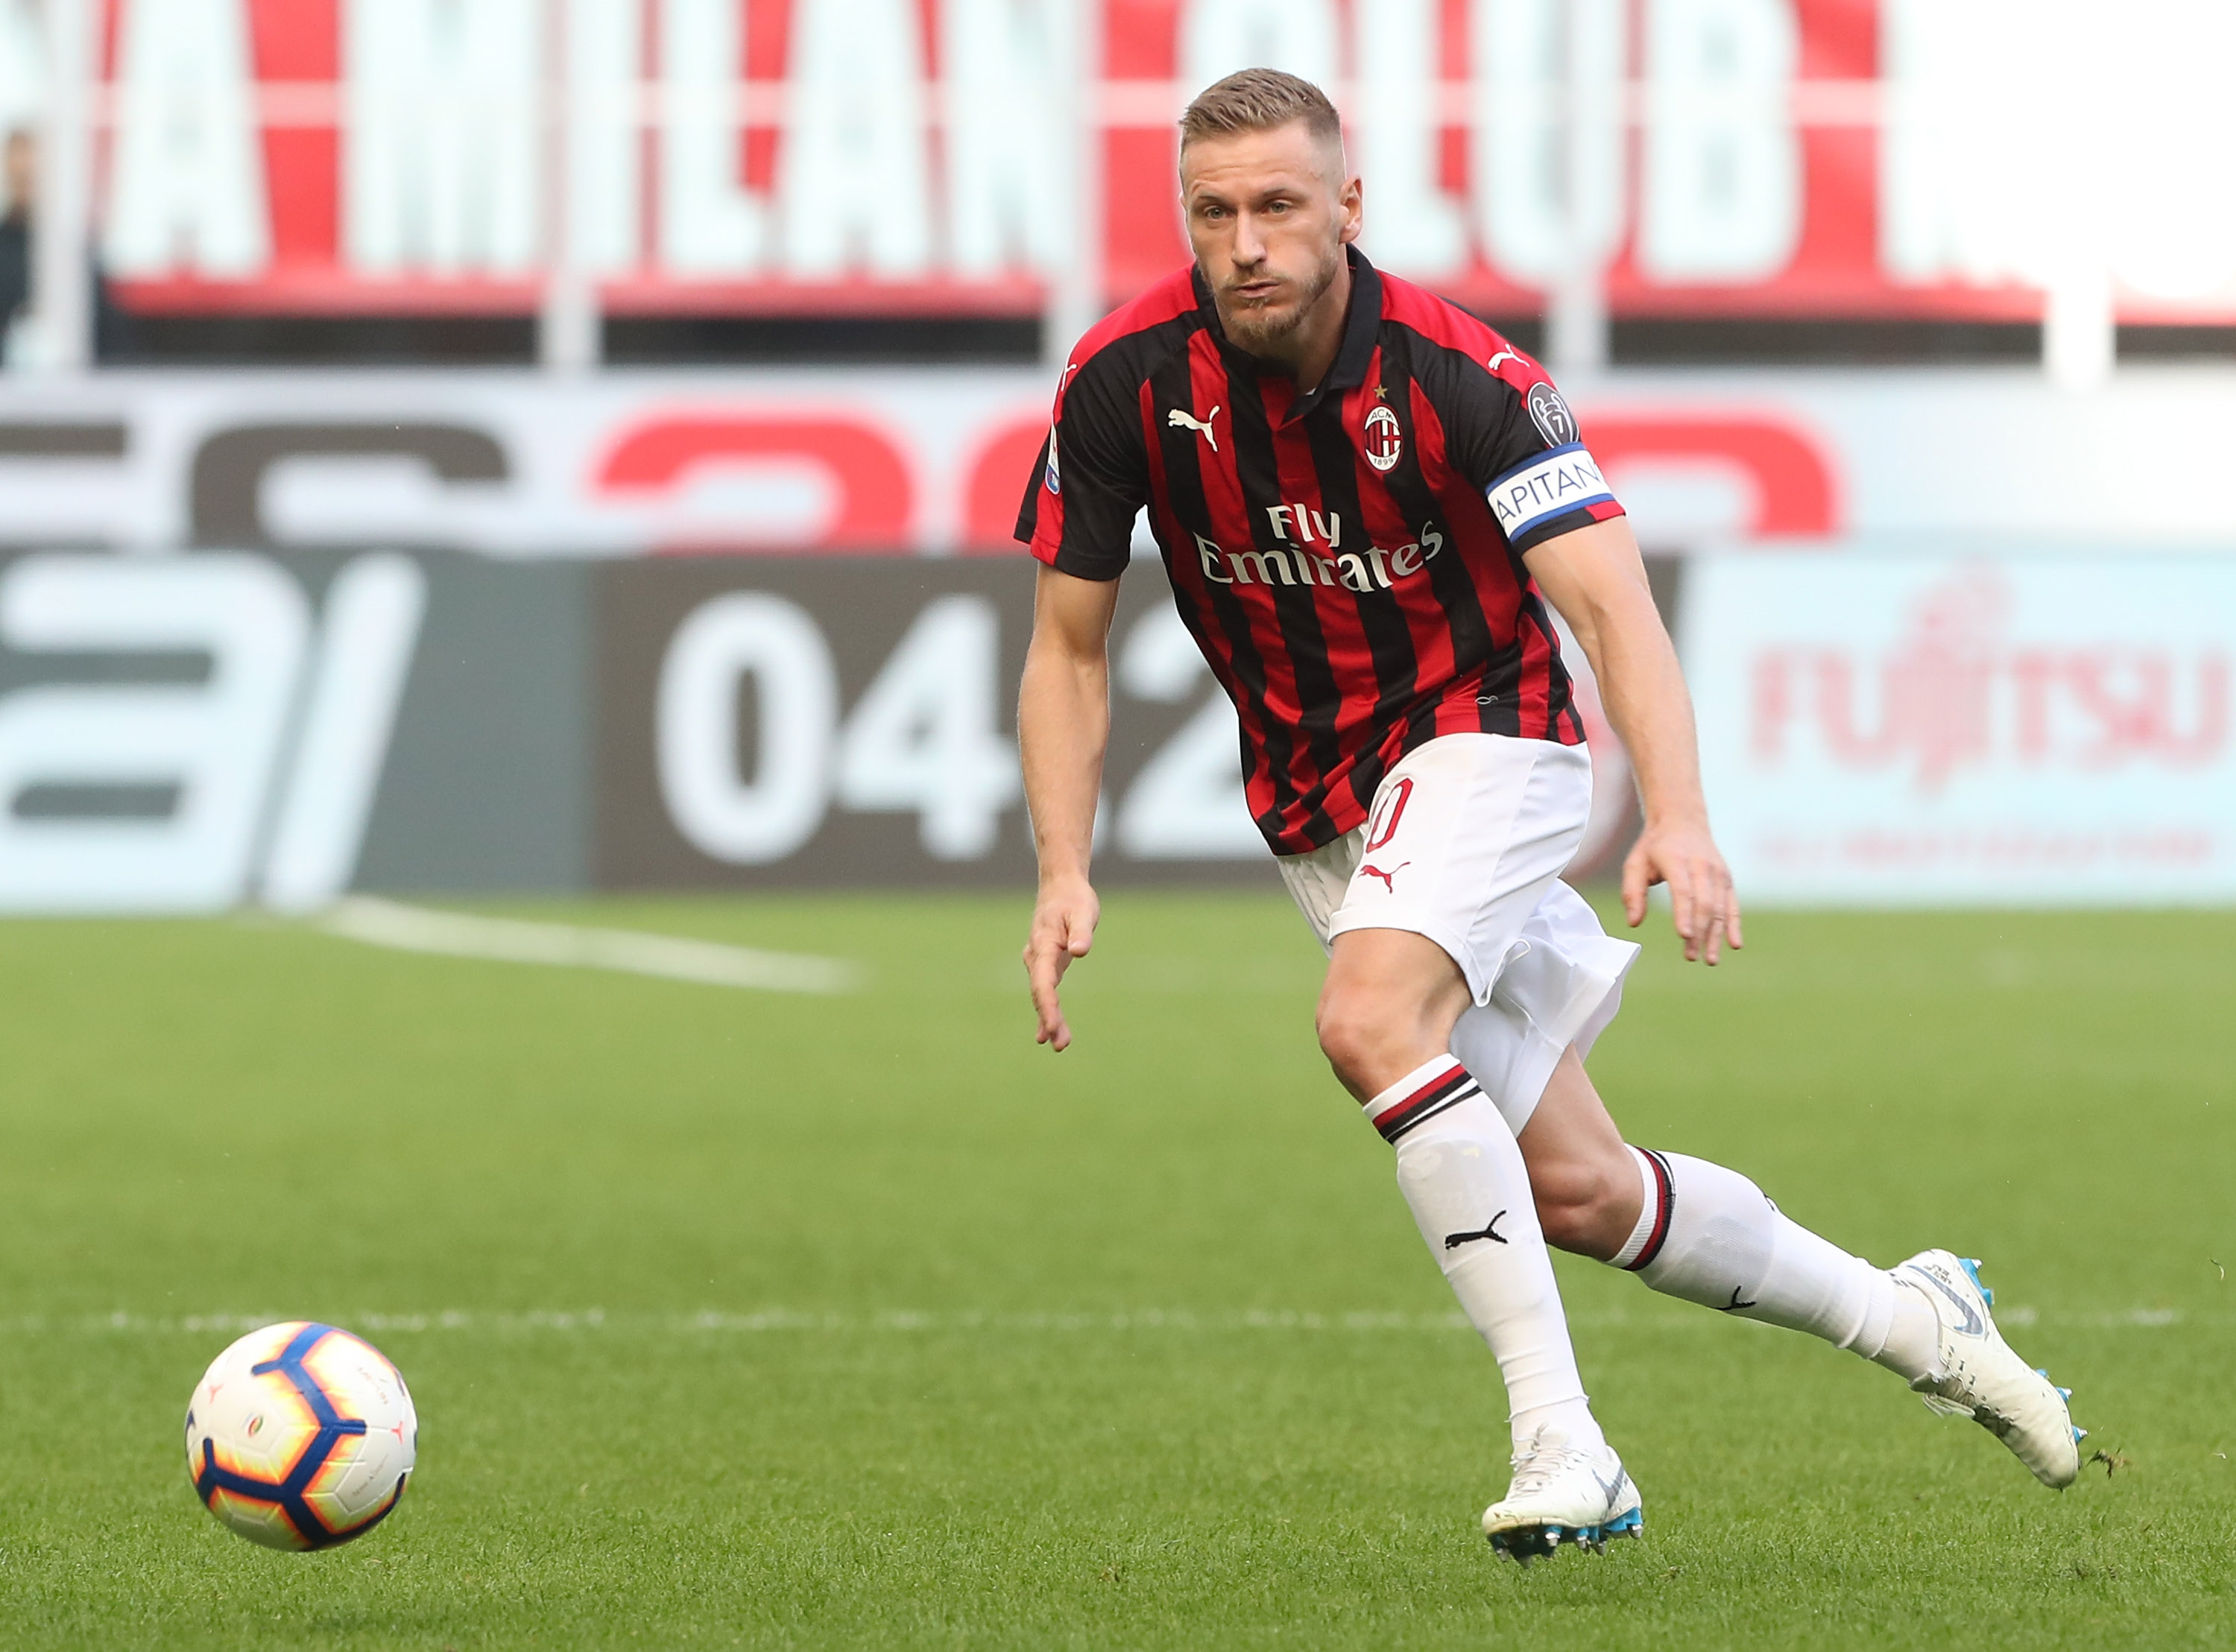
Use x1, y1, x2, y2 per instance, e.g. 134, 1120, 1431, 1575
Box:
1275, 733, 1640, 1136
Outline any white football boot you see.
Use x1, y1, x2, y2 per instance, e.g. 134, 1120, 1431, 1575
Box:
1896, 1250, 2083, 1489
1481, 1426, 1643, 1565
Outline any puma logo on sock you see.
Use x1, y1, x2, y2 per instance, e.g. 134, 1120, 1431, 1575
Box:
1444, 1211, 1509, 1250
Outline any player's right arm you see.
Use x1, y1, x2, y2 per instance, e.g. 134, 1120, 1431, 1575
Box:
1012, 341, 1149, 1051
1018, 568, 1121, 1051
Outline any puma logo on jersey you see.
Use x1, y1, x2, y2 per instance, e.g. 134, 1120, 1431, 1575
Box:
1360, 861, 1410, 893
1487, 349, 1522, 373
1167, 406, 1220, 450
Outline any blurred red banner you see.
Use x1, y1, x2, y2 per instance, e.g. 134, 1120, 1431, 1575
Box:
81, 0, 2236, 323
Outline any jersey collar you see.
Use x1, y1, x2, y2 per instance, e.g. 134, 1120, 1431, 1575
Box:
1193, 247, 1383, 426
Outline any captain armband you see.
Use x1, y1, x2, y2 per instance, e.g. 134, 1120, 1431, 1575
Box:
1485, 443, 1618, 542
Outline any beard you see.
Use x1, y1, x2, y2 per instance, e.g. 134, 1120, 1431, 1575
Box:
1215, 244, 1344, 358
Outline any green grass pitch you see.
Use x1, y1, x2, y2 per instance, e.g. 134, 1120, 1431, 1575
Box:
1, 893, 2232, 1648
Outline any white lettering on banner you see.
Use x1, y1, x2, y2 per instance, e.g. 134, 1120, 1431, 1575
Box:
1685, 555, 2236, 905
778, 0, 935, 279
1640, 0, 1801, 283
660, 0, 768, 276
262, 557, 429, 914
1882, 0, 2236, 303
343, 0, 542, 276
2093, 3, 2236, 301
834, 596, 1019, 858
648, 589, 1280, 870
0, 555, 303, 911
1471, 0, 1626, 282
0, 554, 414, 914
1485, 446, 1616, 540
1878, 0, 2056, 290
1355, 0, 1466, 279
657, 594, 837, 863
104, 0, 270, 278
1181, 0, 1339, 92
944, 0, 1073, 278
59, 4, 2236, 317
563, 0, 644, 275
1114, 604, 1263, 858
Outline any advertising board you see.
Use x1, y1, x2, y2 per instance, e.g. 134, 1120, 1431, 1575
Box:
0, 548, 1319, 909
7, 542, 2229, 911
4, 369, 2235, 558
0, 546, 1644, 908
0, 549, 593, 911
1684, 552, 2236, 905
593, 557, 1272, 890
22, 0, 2235, 324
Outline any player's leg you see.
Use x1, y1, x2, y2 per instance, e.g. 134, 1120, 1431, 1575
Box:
1317, 928, 1640, 1559
1515, 1049, 1934, 1366
1318, 928, 1604, 1455
1506, 1045, 2082, 1488
1301, 734, 1640, 1559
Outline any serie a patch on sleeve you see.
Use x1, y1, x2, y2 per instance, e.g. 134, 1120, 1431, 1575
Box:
1485, 444, 1617, 541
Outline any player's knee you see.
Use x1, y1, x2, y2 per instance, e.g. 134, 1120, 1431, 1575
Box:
1315, 984, 1418, 1098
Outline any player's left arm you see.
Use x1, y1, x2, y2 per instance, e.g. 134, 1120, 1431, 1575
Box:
1523, 517, 1743, 965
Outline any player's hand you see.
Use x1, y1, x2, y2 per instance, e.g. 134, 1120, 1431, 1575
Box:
1023, 876, 1099, 1051
1623, 815, 1743, 965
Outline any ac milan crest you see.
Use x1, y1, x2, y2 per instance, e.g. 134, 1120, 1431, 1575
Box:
1362, 403, 1403, 472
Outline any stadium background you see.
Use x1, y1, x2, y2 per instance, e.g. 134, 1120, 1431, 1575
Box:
1, 3, 2232, 1648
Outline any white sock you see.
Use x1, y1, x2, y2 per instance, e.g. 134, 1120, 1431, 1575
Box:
1367, 1057, 1605, 1452
1611, 1147, 1937, 1382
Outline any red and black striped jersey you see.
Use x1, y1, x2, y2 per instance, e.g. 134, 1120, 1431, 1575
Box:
1016, 247, 1625, 856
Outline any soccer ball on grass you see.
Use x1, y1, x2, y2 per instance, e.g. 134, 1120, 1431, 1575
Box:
184, 1321, 417, 1550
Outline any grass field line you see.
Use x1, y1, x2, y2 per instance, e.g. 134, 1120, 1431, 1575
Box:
1, 1304, 2204, 1338
311, 897, 861, 993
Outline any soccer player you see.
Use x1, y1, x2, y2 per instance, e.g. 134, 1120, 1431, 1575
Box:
1014, 69, 2081, 1563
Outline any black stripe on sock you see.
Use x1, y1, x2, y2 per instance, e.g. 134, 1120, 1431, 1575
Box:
1624, 1149, 1677, 1271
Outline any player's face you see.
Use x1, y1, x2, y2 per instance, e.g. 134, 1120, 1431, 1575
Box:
1181, 123, 1362, 357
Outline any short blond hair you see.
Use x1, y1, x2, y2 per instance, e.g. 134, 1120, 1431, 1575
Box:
1179, 69, 1342, 153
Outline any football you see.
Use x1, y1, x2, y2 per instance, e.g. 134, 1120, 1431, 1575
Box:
183, 1322, 417, 1551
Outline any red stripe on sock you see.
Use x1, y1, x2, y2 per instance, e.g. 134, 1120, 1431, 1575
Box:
1624, 1149, 1676, 1271
1370, 1060, 1469, 1131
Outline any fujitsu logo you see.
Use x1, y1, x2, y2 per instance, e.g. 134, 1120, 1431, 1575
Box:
1195, 511, 1445, 593
1752, 567, 2229, 794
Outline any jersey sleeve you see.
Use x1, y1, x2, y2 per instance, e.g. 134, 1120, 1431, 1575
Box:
1014, 349, 1148, 582
1415, 344, 1626, 557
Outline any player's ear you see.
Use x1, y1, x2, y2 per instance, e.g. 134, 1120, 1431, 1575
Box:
1339, 173, 1364, 245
